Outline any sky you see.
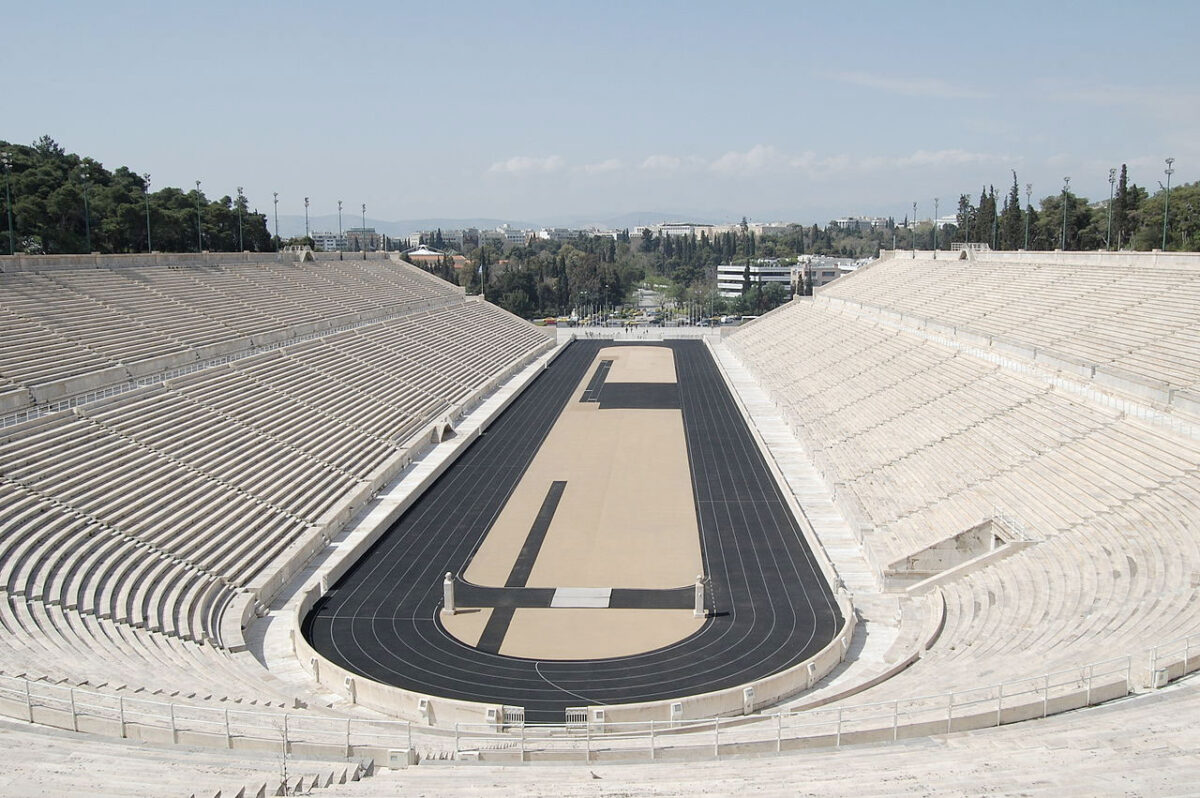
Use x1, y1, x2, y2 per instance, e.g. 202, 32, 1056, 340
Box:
4, 0, 1198, 228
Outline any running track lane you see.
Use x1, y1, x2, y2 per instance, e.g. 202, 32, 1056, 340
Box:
302, 340, 842, 723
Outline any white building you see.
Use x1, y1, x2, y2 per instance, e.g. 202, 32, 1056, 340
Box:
832, 216, 891, 231
310, 231, 348, 252
795, 255, 858, 290
716, 259, 794, 298
537, 228, 579, 241
498, 224, 531, 245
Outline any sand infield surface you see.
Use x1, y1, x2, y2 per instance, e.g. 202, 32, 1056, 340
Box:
447, 345, 703, 658
303, 340, 841, 722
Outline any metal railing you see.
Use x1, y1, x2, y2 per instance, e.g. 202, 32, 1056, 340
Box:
1148, 631, 1200, 687
449, 656, 1132, 761
0, 653, 1145, 762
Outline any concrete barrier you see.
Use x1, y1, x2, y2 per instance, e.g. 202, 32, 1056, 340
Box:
1093, 365, 1172, 405
593, 594, 855, 726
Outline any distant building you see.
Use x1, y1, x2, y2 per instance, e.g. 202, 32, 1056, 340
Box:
794, 256, 859, 291
537, 228, 578, 241
498, 225, 532, 245
748, 222, 792, 237
345, 227, 381, 251
404, 244, 446, 266
716, 259, 793, 298
831, 216, 891, 231
311, 231, 347, 252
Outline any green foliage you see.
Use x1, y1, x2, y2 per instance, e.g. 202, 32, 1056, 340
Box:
946, 164, 1193, 253
1130, 180, 1200, 251
0, 136, 273, 254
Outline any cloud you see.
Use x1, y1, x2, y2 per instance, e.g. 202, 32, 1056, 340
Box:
1041, 79, 1200, 126
827, 70, 988, 100
487, 155, 565, 175
702, 145, 1011, 179
639, 153, 708, 172
578, 158, 623, 175
640, 154, 684, 171
892, 149, 1013, 168
709, 144, 784, 176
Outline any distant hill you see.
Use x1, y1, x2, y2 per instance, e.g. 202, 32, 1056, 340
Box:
275, 211, 733, 239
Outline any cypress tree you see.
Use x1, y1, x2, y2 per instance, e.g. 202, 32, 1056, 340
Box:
1112, 164, 1130, 249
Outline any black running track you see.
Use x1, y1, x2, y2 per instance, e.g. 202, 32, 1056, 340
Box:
303, 340, 841, 722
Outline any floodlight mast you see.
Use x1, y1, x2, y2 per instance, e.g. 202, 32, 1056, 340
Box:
143, 173, 152, 252
2, 151, 14, 255
195, 180, 203, 253
1106, 169, 1117, 250
1024, 183, 1032, 250
1060, 177, 1070, 250
911, 202, 917, 258
236, 186, 244, 252
1163, 157, 1176, 250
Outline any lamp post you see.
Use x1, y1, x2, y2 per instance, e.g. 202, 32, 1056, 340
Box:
361, 203, 367, 252
81, 167, 92, 253
1024, 183, 1032, 250
272, 192, 279, 245
933, 197, 939, 258
2, 151, 14, 255
1106, 168, 1117, 250
1060, 177, 1070, 250
142, 173, 152, 252
236, 186, 244, 252
911, 202, 917, 258
303, 197, 310, 240
1163, 157, 1176, 250
337, 200, 343, 250
195, 180, 203, 253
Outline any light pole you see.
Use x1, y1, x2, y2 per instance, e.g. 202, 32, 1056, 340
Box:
1106, 168, 1117, 250
81, 167, 92, 253
303, 196, 310, 240
1163, 157, 1176, 250
1024, 183, 1032, 250
142, 173, 152, 252
195, 180, 203, 253
361, 203, 367, 253
236, 186, 244, 252
933, 197, 939, 258
911, 201, 917, 257
337, 200, 343, 250
1060, 177, 1070, 250
272, 191, 279, 245
2, 151, 14, 255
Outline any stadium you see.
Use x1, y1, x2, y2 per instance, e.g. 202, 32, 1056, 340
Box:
0, 246, 1198, 796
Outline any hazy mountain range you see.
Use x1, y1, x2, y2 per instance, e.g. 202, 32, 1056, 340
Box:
272, 211, 737, 240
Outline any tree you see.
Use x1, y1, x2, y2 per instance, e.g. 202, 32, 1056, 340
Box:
956, 195, 974, 245
0, 136, 273, 254
999, 172, 1024, 250
1111, 164, 1140, 249
1129, 181, 1200, 251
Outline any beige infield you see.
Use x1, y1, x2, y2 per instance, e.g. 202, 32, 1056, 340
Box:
443, 345, 705, 659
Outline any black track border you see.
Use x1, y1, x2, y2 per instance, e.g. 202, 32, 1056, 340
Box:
302, 340, 842, 722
